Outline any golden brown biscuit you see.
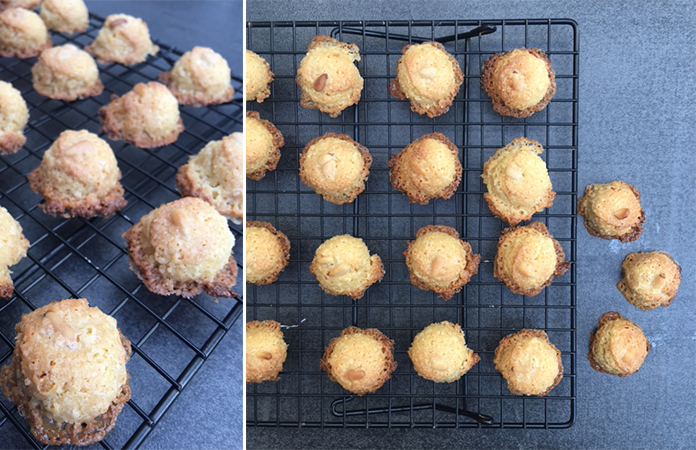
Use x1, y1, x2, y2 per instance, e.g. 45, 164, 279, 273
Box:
31, 44, 103, 101
404, 225, 480, 300
0, 8, 52, 59
389, 41, 463, 117
39, 0, 88, 34
85, 14, 158, 65
245, 221, 290, 286
309, 234, 384, 299
299, 133, 371, 204
159, 46, 234, 106
296, 35, 363, 118
388, 132, 461, 205
494, 329, 563, 396
481, 48, 555, 118
0, 298, 131, 445
246, 320, 288, 383
577, 181, 645, 242
123, 197, 238, 298
246, 111, 284, 181
482, 137, 555, 226
0, 206, 29, 299
176, 133, 243, 222
99, 81, 184, 149
0, 80, 28, 155
494, 222, 569, 297
28, 130, 126, 218
588, 311, 650, 377
245, 49, 273, 103
617, 251, 681, 310
408, 321, 479, 383
0, 0, 41, 11
320, 327, 396, 396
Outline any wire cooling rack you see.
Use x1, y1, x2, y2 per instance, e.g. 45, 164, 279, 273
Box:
246, 19, 578, 429
0, 13, 243, 449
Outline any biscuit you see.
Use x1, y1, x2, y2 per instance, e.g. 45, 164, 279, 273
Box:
481, 48, 555, 118
0, 80, 28, 155
296, 35, 363, 117
0, 206, 29, 299
408, 321, 479, 383
404, 225, 480, 300
176, 133, 244, 222
99, 81, 184, 149
482, 137, 555, 226
246, 320, 288, 383
0, 8, 52, 59
388, 132, 461, 205
494, 222, 569, 297
245, 50, 273, 103
39, 0, 88, 34
245, 221, 290, 285
309, 234, 384, 299
159, 46, 234, 106
588, 311, 650, 377
123, 197, 238, 298
0, 0, 41, 11
31, 44, 103, 101
389, 41, 463, 117
320, 327, 396, 396
28, 130, 127, 218
246, 111, 284, 181
617, 251, 681, 310
494, 329, 563, 396
0, 298, 131, 445
299, 133, 371, 204
577, 180, 645, 242
85, 14, 158, 65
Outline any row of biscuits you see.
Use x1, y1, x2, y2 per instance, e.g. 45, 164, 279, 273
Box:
0, 3, 241, 445
246, 34, 682, 398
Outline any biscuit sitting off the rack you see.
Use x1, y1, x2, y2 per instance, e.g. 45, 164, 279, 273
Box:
0, 298, 131, 446
123, 197, 238, 299
321, 327, 396, 396
577, 180, 645, 242
388, 132, 462, 205
296, 35, 363, 118
176, 133, 244, 222
99, 81, 184, 149
246, 111, 284, 180
85, 13, 158, 65
617, 251, 682, 310
246, 320, 288, 383
159, 46, 234, 106
482, 137, 555, 226
0, 8, 52, 59
28, 130, 127, 218
245, 49, 273, 103
0, 80, 28, 154
481, 48, 556, 118
389, 41, 463, 118
31, 44, 104, 101
588, 311, 650, 377
310, 234, 384, 299
0, 206, 29, 299
404, 225, 480, 300
245, 221, 290, 286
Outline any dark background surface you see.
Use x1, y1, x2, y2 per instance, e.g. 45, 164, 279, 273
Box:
0, 1, 243, 449
246, 1, 696, 449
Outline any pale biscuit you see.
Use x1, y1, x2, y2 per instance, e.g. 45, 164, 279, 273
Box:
0, 80, 28, 154
617, 251, 681, 310
85, 14, 158, 65
588, 311, 650, 377
408, 321, 479, 383
0, 206, 29, 299
32, 44, 103, 101
39, 0, 88, 34
245, 222, 290, 286
577, 180, 645, 242
245, 50, 273, 103
246, 111, 284, 181
0, 8, 52, 59
246, 320, 288, 383
160, 46, 234, 106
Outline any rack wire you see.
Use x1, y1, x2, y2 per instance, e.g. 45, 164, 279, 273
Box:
246, 19, 578, 429
0, 13, 243, 449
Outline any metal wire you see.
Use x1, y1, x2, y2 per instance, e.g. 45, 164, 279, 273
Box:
246, 19, 578, 429
0, 13, 244, 449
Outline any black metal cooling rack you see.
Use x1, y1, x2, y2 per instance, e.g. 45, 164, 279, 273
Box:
247, 19, 578, 429
0, 13, 243, 449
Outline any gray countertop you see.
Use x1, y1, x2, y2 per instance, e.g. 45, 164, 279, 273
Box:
0, 1, 243, 449
246, 1, 696, 449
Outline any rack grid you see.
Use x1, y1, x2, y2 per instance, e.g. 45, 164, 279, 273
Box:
247, 19, 578, 429
0, 13, 243, 449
